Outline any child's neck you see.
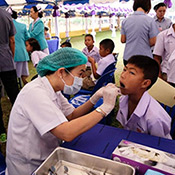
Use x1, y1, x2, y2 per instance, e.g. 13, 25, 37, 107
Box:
87, 45, 94, 52
127, 91, 144, 120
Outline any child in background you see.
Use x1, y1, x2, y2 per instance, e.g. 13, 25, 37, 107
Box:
88, 39, 116, 79
116, 55, 171, 139
44, 26, 51, 40
60, 41, 72, 48
26, 38, 48, 67
82, 34, 101, 66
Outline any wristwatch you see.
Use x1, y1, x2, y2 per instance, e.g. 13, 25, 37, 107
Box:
95, 107, 106, 118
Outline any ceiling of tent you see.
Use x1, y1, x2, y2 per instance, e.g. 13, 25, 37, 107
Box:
0, 0, 172, 17
0, 0, 57, 6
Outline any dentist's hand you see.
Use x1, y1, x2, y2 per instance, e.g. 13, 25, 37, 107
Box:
99, 84, 120, 116
89, 86, 105, 105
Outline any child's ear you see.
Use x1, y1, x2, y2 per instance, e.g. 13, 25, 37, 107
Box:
141, 79, 151, 89
106, 48, 111, 54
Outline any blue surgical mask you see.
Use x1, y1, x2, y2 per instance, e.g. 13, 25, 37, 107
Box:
61, 70, 83, 95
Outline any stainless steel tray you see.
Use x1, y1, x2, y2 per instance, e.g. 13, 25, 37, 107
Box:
33, 147, 135, 175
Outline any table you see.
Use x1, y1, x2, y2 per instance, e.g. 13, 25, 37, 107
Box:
47, 39, 59, 54
62, 124, 175, 159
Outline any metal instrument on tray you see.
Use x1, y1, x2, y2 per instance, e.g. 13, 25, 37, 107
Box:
32, 147, 135, 175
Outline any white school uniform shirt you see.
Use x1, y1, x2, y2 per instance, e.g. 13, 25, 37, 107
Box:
82, 46, 101, 66
116, 91, 172, 139
6, 76, 75, 175
153, 25, 175, 73
31, 50, 48, 67
96, 53, 115, 76
167, 49, 175, 84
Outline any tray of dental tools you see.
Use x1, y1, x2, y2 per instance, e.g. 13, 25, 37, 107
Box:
32, 147, 135, 175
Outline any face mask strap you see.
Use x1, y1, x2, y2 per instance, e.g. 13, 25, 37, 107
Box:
60, 76, 66, 84
65, 68, 74, 78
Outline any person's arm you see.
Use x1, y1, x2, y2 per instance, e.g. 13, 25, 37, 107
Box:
9, 36, 15, 57
121, 34, 126, 43
51, 110, 104, 142
51, 84, 119, 141
154, 54, 162, 78
88, 56, 100, 79
149, 36, 156, 47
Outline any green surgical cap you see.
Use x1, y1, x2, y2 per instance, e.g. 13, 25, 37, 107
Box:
36, 47, 87, 77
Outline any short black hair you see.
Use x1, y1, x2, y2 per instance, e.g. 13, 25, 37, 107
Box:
26, 38, 41, 51
100, 39, 115, 53
85, 34, 94, 41
44, 26, 49, 31
154, 3, 167, 11
127, 55, 159, 90
60, 41, 72, 48
133, 0, 151, 13
11, 10, 17, 19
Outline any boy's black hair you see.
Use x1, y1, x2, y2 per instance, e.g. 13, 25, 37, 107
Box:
60, 41, 72, 48
44, 26, 49, 31
154, 3, 167, 11
133, 0, 151, 13
11, 10, 17, 19
85, 34, 94, 41
127, 55, 159, 90
100, 39, 115, 53
26, 38, 41, 51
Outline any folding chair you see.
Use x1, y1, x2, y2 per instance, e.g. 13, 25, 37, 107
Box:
159, 103, 175, 139
47, 37, 59, 54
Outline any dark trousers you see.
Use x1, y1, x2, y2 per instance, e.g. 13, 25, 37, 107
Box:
0, 70, 19, 134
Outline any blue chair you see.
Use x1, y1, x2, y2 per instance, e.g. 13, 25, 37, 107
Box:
47, 38, 59, 54
160, 102, 175, 139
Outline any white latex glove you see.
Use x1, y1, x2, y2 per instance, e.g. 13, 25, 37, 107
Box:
89, 86, 105, 105
100, 84, 120, 116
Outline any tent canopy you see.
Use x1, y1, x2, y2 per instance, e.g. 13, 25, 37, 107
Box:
0, 0, 57, 6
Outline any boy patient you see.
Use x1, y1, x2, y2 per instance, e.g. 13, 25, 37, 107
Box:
116, 55, 171, 139
88, 39, 116, 79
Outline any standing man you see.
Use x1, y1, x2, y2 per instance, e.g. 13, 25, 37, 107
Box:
153, 23, 175, 81
0, 8, 19, 143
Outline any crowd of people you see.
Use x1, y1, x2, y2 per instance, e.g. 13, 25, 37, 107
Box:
0, 0, 174, 174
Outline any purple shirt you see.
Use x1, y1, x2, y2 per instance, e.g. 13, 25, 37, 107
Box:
121, 11, 159, 61
167, 49, 175, 84
153, 25, 175, 73
82, 46, 101, 66
116, 91, 171, 139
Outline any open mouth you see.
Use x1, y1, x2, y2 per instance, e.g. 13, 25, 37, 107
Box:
120, 82, 125, 88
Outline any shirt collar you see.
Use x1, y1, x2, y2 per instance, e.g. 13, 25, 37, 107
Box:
133, 11, 145, 15
86, 46, 95, 53
39, 76, 58, 101
167, 24, 175, 37
133, 91, 151, 117
32, 18, 40, 30
154, 16, 165, 22
119, 91, 150, 118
